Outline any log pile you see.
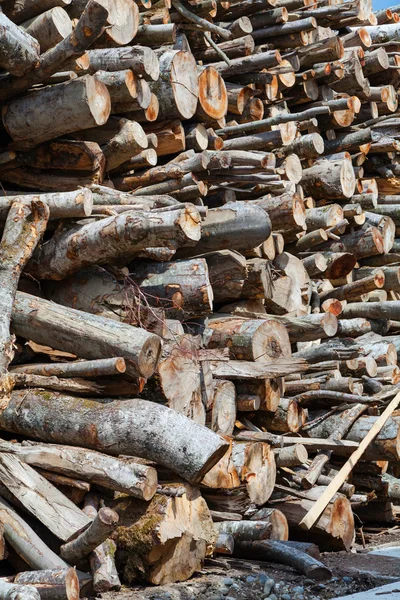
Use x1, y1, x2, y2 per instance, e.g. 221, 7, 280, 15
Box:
2, 0, 400, 593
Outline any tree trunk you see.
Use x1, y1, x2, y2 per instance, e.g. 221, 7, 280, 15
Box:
0, 190, 93, 220
0, 201, 49, 375
196, 66, 228, 122
28, 205, 201, 280
0, 390, 228, 484
3, 75, 111, 149
215, 513, 288, 542
11, 291, 161, 379
0, 12, 40, 76
87, 46, 159, 81
301, 159, 356, 200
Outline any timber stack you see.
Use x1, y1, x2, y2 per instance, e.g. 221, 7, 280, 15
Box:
2, 0, 400, 594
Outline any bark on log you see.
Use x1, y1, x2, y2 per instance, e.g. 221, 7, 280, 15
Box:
0, 453, 91, 541
11, 291, 162, 379
28, 205, 201, 280
3, 75, 111, 149
0, 439, 157, 500
13, 568, 79, 600
112, 486, 217, 585
0, 190, 92, 220
0, 12, 40, 76
0, 391, 228, 484
0, 201, 49, 375
176, 203, 271, 258
60, 508, 119, 565
23, 7, 73, 53
215, 514, 289, 542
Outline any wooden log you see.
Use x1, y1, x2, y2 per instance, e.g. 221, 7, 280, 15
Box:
0, 12, 40, 76
176, 203, 271, 258
12, 568, 79, 600
275, 445, 308, 467
196, 66, 228, 122
0, 439, 157, 500
149, 49, 198, 120
3, 75, 111, 149
11, 291, 161, 379
301, 159, 356, 200
0, 201, 49, 376
0, 190, 92, 220
29, 205, 201, 280
233, 540, 332, 581
211, 380, 236, 436
231, 442, 276, 505
11, 357, 126, 378
125, 258, 213, 319
112, 485, 217, 585
102, 120, 148, 171
215, 533, 234, 555
23, 7, 73, 52
211, 359, 308, 380
272, 493, 355, 551
0, 453, 90, 541
215, 513, 288, 542
204, 317, 291, 362
0, 391, 228, 484
0, 0, 111, 105
0, 580, 40, 600
87, 46, 159, 81
0, 496, 68, 570
252, 398, 307, 434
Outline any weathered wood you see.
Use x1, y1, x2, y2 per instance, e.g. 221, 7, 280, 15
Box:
23, 7, 72, 52
0, 201, 49, 375
12, 568, 79, 600
0, 391, 228, 484
29, 205, 201, 280
0, 12, 40, 76
0, 439, 157, 500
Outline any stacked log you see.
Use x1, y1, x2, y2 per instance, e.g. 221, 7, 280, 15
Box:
1, 0, 400, 593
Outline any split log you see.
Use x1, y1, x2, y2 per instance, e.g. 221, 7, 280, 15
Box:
0, 391, 228, 484
0, 453, 91, 540
210, 380, 236, 436
231, 442, 276, 505
271, 492, 355, 551
112, 485, 217, 585
0, 496, 68, 570
0, 440, 157, 500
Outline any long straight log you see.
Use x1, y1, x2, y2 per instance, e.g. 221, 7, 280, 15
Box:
0, 391, 228, 484
0, 12, 40, 76
11, 291, 161, 379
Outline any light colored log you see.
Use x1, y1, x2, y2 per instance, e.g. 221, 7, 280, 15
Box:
0, 391, 228, 484
0, 439, 157, 500
0, 190, 92, 219
0, 201, 49, 375
13, 568, 79, 600
29, 205, 201, 280
23, 7, 72, 52
11, 291, 161, 379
